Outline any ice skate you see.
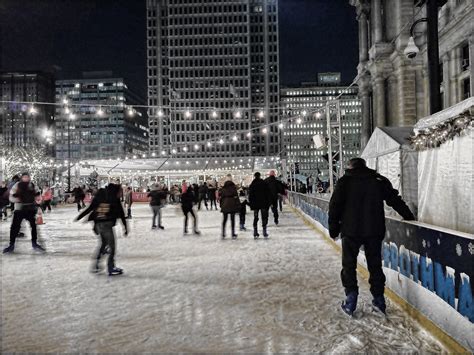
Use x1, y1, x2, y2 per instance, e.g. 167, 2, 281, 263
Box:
340, 291, 358, 317
194, 230, 201, 235
240, 224, 247, 231
232, 234, 238, 239
263, 228, 269, 238
372, 296, 387, 315
253, 229, 260, 239
3, 245, 14, 254
108, 267, 123, 276
32, 243, 46, 252
91, 260, 103, 274
158, 225, 165, 230
152, 225, 157, 230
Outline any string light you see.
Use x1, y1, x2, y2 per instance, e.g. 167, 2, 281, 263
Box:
232, 135, 238, 142
315, 112, 322, 118
157, 110, 164, 117
246, 132, 252, 138
65, 107, 70, 114
219, 138, 224, 145
262, 127, 268, 134
278, 123, 284, 129
207, 142, 212, 147
97, 107, 104, 116
234, 111, 242, 119
183, 147, 188, 152
302, 110, 307, 117
296, 117, 302, 124
194, 144, 200, 150
211, 111, 218, 118
161, 150, 166, 155
184, 110, 192, 118
258, 110, 265, 118
127, 108, 134, 116
28, 106, 37, 115
69, 113, 76, 120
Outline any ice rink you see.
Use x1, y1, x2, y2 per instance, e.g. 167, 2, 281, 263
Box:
1, 203, 445, 353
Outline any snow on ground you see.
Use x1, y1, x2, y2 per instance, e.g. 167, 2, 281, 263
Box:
1, 203, 445, 353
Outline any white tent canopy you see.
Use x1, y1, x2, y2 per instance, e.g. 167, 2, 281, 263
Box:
415, 98, 473, 234
361, 126, 418, 217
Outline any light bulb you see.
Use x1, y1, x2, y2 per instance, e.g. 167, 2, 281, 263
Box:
234, 111, 242, 119
232, 135, 238, 142
211, 111, 218, 118
184, 110, 192, 118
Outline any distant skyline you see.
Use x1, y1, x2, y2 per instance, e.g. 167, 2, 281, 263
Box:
0, 0, 358, 99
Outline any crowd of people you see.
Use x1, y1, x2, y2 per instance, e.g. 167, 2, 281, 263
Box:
1, 170, 288, 276
2, 159, 417, 317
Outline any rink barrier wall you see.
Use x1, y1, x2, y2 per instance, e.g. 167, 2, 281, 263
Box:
288, 192, 473, 353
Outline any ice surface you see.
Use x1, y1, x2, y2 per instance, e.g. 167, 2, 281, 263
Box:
1, 204, 446, 353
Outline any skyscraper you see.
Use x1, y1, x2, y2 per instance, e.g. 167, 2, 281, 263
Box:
146, 0, 279, 158
55, 72, 149, 161
0, 71, 55, 149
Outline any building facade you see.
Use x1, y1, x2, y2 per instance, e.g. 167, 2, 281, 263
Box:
0, 71, 55, 148
281, 73, 362, 179
55, 72, 148, 161
146, 0, 279, 158
350, 0, 473, 147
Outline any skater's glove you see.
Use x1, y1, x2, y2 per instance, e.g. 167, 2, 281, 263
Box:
329, 229, 340, 240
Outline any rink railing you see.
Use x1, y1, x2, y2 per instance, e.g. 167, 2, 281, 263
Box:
287, 191, 474, 352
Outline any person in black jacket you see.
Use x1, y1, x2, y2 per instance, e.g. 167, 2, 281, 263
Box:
329, 158, 415, 316
198, 182, 209, 210
181, 186, 200, 235
75, 183, 128, 276
264, 170, 284, 225
249, 172, 271, 238
207, 183, 217, 210
218, 176, 240, 239
148, 184, 166, 229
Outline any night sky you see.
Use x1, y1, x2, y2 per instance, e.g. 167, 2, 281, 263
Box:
0, 0, 358, 99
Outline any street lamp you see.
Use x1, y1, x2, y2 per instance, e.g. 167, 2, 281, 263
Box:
67, 112, 76, 192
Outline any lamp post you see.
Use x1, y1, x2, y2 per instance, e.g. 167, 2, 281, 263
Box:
67, 112, 75, 192
404, 0, 444, 114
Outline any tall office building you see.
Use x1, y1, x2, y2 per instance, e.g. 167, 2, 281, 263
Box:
0, 71, 55, 148
55, 72, 149, 160
281, 73, 362, 179
146, 0, 279, 158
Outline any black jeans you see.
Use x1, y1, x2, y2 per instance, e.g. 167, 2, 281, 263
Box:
42, 200, 51, 212
253, 208, 269, 229
270, 199, 279, 223
183, 207, 197, 232
278, 194, 283, 212
198, 194, 208, 210
209, 198, 217, 210
9, 208, 37, 246
96, 221, 116, 272
222, 212, 236, 235
341, 236, 386, 297
239, 210, 246, 226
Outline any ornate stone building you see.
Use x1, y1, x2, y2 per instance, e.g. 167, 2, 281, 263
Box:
350, 0, 473, 147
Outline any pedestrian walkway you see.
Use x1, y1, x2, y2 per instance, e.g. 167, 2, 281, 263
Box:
0, 204, 445, 353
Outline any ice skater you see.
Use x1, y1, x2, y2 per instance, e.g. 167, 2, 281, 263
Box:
148, 184, 166, 229
207, 183, 217, 210
181, 185, 200, 235
0, 181, 8, 220
41, 185, 52, 212
328, 158, 415, 316
218, 175, 240, 239
264, 170, 285, 225
75, 183, 128, 276
248, 172, 270, 239
3, 172, 45, 253
238, 188, 248, 231
124, 186, 133, 219
198, 182, 209, 210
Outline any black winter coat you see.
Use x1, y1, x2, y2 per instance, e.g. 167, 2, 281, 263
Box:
219, 181, 240, 213
248, 177, 271, 210
264, 176, 284, 201
76, 185, 127, 228
181, 189, 195, 211
328, 167, 415, 239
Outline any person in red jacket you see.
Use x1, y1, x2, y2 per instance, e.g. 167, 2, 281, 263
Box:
41, 186, 53, 212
